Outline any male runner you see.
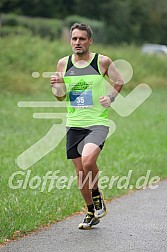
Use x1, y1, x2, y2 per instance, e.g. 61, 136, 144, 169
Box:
50, 23, 123, 229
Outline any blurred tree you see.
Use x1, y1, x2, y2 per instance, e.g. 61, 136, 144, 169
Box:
143, 0, 167, 44
0, 0, 75, 18
99, 0, 131, 43
73, 0, 103, 19
0, 0, 167, 44
128, 0, 150, 43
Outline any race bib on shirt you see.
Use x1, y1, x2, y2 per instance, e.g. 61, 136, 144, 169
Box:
69, 90, 93, 108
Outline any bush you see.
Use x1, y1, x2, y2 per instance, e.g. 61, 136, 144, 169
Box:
0, 13, 63, 40
1, 25, 32, 37
1, 13, 107, 43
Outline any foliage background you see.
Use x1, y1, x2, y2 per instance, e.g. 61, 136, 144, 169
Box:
1, 0, 167, 44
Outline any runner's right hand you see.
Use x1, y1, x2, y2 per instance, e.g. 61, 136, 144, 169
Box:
50, 72, 63, 89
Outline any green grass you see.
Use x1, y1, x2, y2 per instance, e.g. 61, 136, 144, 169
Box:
1, 89, 167, 243
0, 34, 167, 243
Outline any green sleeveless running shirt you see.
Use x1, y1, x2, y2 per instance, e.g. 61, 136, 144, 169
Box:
63, 53, 109, 128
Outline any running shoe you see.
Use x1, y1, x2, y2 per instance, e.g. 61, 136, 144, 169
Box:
92, 191, 107, 218
78, 211, 100, 229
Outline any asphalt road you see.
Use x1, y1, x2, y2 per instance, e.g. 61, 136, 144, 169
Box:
1, 180, 167, 252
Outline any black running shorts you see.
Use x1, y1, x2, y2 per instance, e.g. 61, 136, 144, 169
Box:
66, 125, 109, 159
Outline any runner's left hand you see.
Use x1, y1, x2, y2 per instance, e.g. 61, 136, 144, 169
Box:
99, 96, 111, 108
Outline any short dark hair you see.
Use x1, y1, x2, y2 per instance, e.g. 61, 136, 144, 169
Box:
70, 23, 93, 39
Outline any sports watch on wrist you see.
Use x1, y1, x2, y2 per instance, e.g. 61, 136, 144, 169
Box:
107, 95, 116, 102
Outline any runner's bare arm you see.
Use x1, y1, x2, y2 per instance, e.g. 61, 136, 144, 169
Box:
50, 57, 67, 101
100, 55, 124, 100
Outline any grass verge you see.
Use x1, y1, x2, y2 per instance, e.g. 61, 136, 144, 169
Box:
1, 88, 167, 243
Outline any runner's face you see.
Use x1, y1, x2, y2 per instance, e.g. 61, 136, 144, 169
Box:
71, 29, 92, 55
